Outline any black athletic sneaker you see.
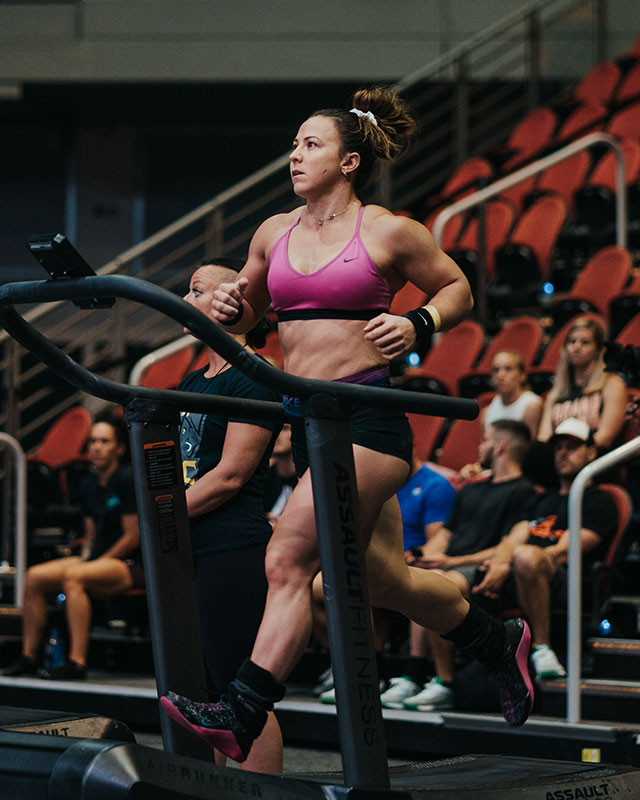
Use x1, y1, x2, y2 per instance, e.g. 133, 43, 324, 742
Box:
161, 692, 255, 762
41, 660, 87, 680
489, 617, 534, 727
2, 655, 38, 677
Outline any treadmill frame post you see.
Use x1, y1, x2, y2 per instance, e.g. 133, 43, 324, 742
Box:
304, 393, 389, 790
124, 398, 212, 760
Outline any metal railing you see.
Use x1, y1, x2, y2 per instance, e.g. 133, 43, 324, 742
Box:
0, 433, 27, 607
0, 0, 604, 448
128, 334, 197, 386
566, 436, 640, 724
431, 131, 627, 325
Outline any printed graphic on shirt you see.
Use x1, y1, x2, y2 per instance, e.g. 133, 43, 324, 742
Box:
180, 410, 206, 485
527, 514, 564, 547
551, 392, 601, 431
105, 493, 121, 511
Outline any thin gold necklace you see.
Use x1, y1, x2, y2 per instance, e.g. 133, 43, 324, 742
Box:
313, 201, 353, 226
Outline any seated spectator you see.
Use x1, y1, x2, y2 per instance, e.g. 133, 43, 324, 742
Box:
484, 350, 543, 435
380, 419, 537, 709
473, 417, 617, 680
460, 350, 543, 481
538, 317, 627, 452
3, 415, 142, 680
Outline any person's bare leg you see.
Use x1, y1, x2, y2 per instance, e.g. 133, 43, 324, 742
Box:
21, 558, 82, 660
251, 449, 412, 680
310, 572, 329, 649
511, 544, 555, 646
213, 712, 283, 773
425, 569, 472, 682
409, 621, 430, 658
62, 558, 133, 666
249, 471, 322, 681
240, 712, 283, 773
365, 496, 469, 634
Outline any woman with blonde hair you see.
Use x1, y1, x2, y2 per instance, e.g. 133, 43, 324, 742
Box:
538, 316, 627, 451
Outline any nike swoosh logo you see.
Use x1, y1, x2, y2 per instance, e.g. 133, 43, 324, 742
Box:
344, 257, 357, 262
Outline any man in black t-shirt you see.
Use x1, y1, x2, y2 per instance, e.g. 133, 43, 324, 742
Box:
473, 417, 617, 680
392, 419, 537, 711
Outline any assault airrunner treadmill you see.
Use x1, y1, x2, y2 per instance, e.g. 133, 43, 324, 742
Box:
0, 252, 638, 799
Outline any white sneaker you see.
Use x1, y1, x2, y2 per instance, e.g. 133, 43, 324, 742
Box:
319, 678, 385, 705
530, 644, 566, 679
312, 667, 333, 697
403, 677, 454, 711
380, 676, 421, 709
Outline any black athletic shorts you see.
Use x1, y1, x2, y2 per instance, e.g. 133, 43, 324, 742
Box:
193, 542, 269, 694
284, 367, 414, 478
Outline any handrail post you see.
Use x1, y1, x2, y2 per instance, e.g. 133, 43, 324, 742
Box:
526, 11, 541, 110
566, 435, 640, 724
204, 206, 224, 261
0, 433, 27, 607
594, 0, 607, 63
476, 196, 489, 329
455, 54, 469, 165
614, 145, 628, 250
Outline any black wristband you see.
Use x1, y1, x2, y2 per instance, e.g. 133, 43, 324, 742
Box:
403, 307, 435, 342
220, 302, 244, 327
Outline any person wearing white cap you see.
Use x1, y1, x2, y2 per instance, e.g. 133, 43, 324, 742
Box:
471, 417, 617, 680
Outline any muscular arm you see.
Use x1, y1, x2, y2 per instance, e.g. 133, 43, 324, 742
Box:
472, 520, 531, 596
80, 517, 96, 561
544, 527, 602, 566
421, 525, 452, 555
186, 422, 274, 517
537, 393, 555, 442
210, 215, 287, 331
363, 214, 473, 360
523, 396, 544, 439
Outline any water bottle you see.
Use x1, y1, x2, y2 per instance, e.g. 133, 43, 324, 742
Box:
43, 627, 65, 671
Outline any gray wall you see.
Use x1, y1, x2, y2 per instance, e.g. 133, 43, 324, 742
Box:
2, 0, 640, 274
0, 0, 638, 85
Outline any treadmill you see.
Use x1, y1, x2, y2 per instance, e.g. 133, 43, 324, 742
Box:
0, 242, 638, 799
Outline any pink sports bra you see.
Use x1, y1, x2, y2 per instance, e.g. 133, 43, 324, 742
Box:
267, 205, 394, 321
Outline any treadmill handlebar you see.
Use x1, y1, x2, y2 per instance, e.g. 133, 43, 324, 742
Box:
0, 274, 478, 421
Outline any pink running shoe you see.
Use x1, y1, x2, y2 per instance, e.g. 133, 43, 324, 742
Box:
161, 692, 255, 762
490, 617, 535, 726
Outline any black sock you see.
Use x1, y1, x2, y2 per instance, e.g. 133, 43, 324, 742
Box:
405, 656, 430, 686
442, 602, 506, 668
225, 659, 286, 736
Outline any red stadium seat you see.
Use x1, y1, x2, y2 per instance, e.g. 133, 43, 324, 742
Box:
548, 245, 631, 329
137, 345, 195, 389
401, 319, 484, 397
29, 406, 93, 470
572, 61, 621, 107
494, 194, 568, 289
458, 315, 543, 397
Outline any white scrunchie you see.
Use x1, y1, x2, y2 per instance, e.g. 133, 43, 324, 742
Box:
349, 108, 378, 127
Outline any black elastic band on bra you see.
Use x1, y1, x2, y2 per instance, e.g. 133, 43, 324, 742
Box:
276, 308, 383, 322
